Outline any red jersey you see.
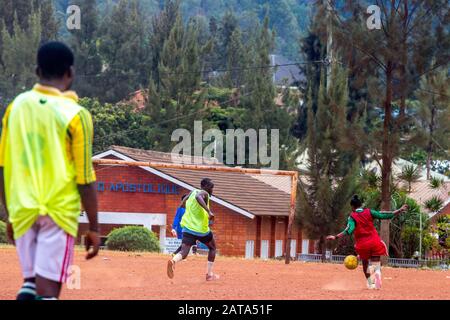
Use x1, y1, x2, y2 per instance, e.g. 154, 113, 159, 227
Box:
350, 208, 387, 259
350, 208, 381, 243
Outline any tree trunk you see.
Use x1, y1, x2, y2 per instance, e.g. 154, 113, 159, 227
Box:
426, 107, 435, 180
380, 61, 394, 265
426, 149, 432, 180
320, 235, 326, 262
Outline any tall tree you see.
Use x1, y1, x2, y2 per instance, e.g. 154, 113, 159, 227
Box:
331, 0, 450, 257
222, 27, 247, 88
98, 0, 151, 103
297, 66, 359, 260
414, 68, 450, 179
146, 14, 205, 151
0, 11, 41, 105
149, 0, 181, 88
293, 5, 326, 140
68, 0, 103, 98
39, 0, 58, 42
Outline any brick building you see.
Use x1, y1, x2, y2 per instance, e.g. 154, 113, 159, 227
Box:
79, 146, 315, 259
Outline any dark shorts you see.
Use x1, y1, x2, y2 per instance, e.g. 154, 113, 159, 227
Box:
182, 231, 213, 246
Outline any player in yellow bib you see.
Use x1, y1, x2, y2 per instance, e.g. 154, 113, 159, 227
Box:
0, 42, 100, 300
167, 178, 219, 281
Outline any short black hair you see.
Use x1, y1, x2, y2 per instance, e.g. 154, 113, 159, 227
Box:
350, 195, 362, 208
201, 178, 214, 189
37, 41, 74, 79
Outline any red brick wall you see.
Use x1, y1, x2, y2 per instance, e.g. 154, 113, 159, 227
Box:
89, 158, 303, 258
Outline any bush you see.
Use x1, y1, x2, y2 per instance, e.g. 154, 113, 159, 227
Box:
0, 221, 7, 244
105, 226, 160, 252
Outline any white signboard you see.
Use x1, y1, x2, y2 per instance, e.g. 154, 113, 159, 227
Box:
165, 237, 182, 254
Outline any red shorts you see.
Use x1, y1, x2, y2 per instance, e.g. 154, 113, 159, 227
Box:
355, 238, 388, 260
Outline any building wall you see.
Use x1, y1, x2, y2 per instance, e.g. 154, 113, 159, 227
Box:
82, 160, 303, 258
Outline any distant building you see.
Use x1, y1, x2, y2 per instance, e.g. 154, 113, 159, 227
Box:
296, 149, 450, 217
86, 146, 315, 258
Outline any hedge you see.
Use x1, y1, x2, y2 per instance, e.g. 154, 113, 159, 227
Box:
105, 226, 160, 252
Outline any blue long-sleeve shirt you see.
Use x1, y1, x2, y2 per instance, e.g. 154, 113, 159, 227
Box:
172, 207, 185, 239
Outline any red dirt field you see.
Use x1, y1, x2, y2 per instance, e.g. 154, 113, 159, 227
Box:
0, 246, 449, 300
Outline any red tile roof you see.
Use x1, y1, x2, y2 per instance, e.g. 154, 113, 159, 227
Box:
107, 146, 292, 217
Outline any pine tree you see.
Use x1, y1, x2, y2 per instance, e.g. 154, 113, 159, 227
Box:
297, 65, 359, 261
217, 11, 239, 70
1, 11, 41, 104
98, 0, 151, 103
149, 0, 181, 88
68, 0, 102, 98
293, 5, 326, 140
242, 16, 275, 130
223, 27, 246, 88
414, 68, 450, 179
146, 13, 204, 151
39, 0, 58, 42
331, 0, 450, 256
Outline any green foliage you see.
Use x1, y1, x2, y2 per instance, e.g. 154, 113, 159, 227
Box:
429, 176, 445, 190
389, 192, 429, 258
297, 64, 359, 257
68, 0, 103, 98
436, 215, 449, 249
79, 98, 152, 154
0, 221, 7, 243
106, 226, 160, 252
414, 68, 450, 167
400, 225, 436, 259
97, 0, 151, 102
146, 7, 206, 151
424, 196, 444, 213
0, 10, 41, 105
406, 149, 428, 166
397, 165, 422, 193
0, 1, 59, 106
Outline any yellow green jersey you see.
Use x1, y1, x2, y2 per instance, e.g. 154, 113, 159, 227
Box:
181, 189, 211, 235
0, 84, 96, 239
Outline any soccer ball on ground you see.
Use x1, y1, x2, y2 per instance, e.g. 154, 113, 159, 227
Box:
344, 255, 358, 270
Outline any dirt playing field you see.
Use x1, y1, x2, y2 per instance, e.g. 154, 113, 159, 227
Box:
0, 246, 449, 300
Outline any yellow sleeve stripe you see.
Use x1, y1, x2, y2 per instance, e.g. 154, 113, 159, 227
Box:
78, 109, 94, 183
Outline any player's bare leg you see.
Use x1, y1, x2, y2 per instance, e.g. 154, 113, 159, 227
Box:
205, 238, 219, 281
168, 243, 191, 279
36, 275, 62, 300
362, 259, 375, 289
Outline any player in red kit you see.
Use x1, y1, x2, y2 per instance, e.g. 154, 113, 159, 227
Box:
327, 195, 408, 289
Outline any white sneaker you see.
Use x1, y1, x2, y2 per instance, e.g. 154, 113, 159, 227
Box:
367, 278, 376, 289
374, 271, 382, 289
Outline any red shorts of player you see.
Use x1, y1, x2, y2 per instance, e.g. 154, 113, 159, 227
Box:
355, 238, 388, 260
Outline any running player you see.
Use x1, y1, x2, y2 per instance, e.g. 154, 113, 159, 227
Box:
326, 195, 408, 289
171, 194, 198, 255
167, 178, 218, 281
0, 42, 100, 300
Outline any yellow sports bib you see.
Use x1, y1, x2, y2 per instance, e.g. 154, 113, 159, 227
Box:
180, 189, 210, 234
4, 88, 82, 239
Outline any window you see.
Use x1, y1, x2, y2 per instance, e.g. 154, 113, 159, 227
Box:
245, 240, 255, 259
302, 239, 309, 254
275, 240, 283, 257
261, 240, 269, 259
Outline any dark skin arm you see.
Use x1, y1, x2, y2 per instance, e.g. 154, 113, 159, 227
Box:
0, 168, 14, 245
196, 190, 214, 221
77, 184, 100, 260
